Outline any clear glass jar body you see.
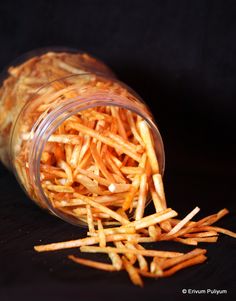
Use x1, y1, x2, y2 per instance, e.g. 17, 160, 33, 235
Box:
0, 48, 165, 226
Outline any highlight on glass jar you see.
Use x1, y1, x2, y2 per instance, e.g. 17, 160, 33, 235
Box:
0, 48, 165, 226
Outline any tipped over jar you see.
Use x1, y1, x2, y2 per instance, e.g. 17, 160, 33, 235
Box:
0, 48, 165, 226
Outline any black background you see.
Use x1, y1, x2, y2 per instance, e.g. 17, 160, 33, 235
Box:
0, 1, 236, 300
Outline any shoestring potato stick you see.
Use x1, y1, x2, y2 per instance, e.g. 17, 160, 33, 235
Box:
34, 205, 236, 286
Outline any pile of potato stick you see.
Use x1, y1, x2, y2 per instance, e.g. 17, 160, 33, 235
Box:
34, 205, 236, 286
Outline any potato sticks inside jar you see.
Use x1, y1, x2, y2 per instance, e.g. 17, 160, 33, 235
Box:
0, 49, 165, 225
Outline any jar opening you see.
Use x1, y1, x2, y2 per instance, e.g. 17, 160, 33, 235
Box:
27, 94, 165, 226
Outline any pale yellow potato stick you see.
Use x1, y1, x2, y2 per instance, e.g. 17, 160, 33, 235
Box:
78, 136, 91, 163
135, 174, 148, 220
89, 213, 111, 219
139, 153, 147, 169
109, 153, 123, 168
55, 200, 86, 207
124, 155, 147, 214
72, 208, 89, 215
107, 131, 143, 154
152, 173, 167, 209
68, 255, 117, 272
125, 242, 148, 272
92, 119, 105, 144
44, 184, 74, 193
65, 144, 73, 164
188, 237, 218, 243
57, 160, 73, 186
145, 159, 163, 213
80, 245, 183, 258
168, 207, 200, 235
160, 220, 172, 232
126, 110, 145, 147
111, 173, 127, 184
40, 165, 67, 178
57, 60, 86, 74
110, 107, 128, 140
148, 225, 160, 239
121, 166, 144, 175
86, 205, 95, 234
138, 120, 159, 174
174, 238, 198, 246
89, 111, 113, 122
74, 196, 130, 225
74, 167, 112, 186
168, 218, 184, 226
108, 252, 123, 271
70, 144, 82, 168
90, 143, 115, 182
78, 192, 126, 201
105, 152, 125, 180
34, 234, 139, 252
126, 209, 177, 230
150, 261, 163, 276
66, 121, 141, 162
122, 153, 146, 211
184, 231, 218, 238
93, 194, 127, 202
41, 151, 53, 165
101, 221, 121, 226
115, 241, 136, 264
108, 183, 131, 193
88, 226, 136, 237
122, 256, 143, 287
134, 160, 157, 231
97, 220, 106, 248
75, 174, 104, 195
94, 198, 126, 208
77, 151, 91, 170
122, 178, 140, 211
22, 133, 81, 144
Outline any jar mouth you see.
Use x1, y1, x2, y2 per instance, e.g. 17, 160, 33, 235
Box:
27, 93, 165, 227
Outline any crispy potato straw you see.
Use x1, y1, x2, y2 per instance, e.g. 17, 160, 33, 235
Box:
35, 205, 236, 286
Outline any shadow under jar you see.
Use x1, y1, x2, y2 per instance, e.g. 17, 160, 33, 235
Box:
0, 48, 165, 226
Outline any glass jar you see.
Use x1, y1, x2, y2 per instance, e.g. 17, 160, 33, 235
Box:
0, 48, 165, 226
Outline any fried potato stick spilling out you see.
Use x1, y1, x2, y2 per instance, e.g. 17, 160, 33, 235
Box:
35, 205, 236, 286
